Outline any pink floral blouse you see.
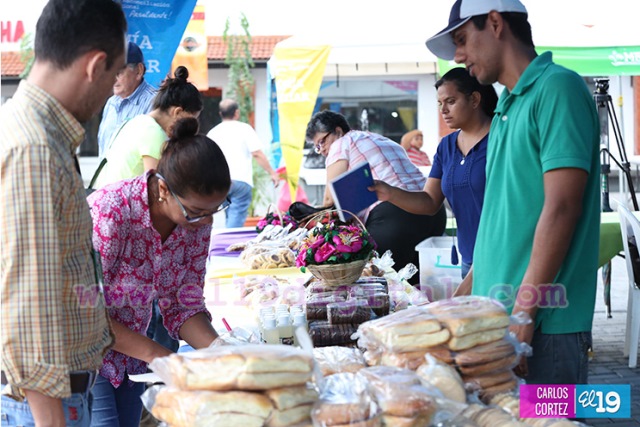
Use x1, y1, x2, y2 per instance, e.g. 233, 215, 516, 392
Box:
87, 172, 212, 387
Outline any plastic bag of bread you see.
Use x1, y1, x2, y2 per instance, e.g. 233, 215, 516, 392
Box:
454, 335, 530, 397
356, 307, 451, 354
358, 365, 467, 427
142, 385, 274, 427
264, 385, 319, 427
311, 372, 381, 427
241, 242, 297, 270
415, 354, 466, 403
149, 344, 313, 391
357, 366, 437, 427
378, 346, 454, 370
313, 346, 367, 376
461, 403, 529, 427
463, 368, 520, 400
423, 296, 513, 351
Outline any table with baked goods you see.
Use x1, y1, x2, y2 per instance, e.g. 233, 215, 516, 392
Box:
140, 225, 592, 427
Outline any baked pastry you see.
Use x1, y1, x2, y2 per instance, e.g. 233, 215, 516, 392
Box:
446, 327, 506, 351
479, 377, 519, 400
488, 392, 520, 418
151, 387, 273, 427
309, 320, 359, 347
454, 338, 516, 366
358, 308, 451, 353
265, 385, 319, 411
306, 294, 347, 321
151, 344, 313, 391
312, 402, 372, 426
457, 353, 519, 376
327, 299, 372, 325
312, 372, 380, 427
426, 296, 510, 337
381, 414, 433, 427
314, 346, 366, 376
358, 366, 437, 424
462, 369, 517, 390
379, 346, 454, 370
416, 358, 466, 403
463, 404, 528, 427
266, 403, 313, 427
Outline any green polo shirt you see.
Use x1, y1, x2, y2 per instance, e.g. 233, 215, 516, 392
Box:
472, 52, 600, 334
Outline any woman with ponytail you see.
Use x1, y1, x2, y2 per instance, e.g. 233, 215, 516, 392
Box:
371, 67, 497, 281
94, 65, 203, 189
87, 118, 231, 426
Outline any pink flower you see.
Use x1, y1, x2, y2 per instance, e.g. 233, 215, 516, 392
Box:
332, 231, 363, 253
257, 218, 268, 229
307, 233, 325, 250
296, 248, 309, 267
314, 242, 337, 263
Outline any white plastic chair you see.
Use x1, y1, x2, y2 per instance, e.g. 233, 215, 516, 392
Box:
616, 203, 640, 368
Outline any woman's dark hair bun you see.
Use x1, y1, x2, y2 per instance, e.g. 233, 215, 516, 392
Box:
174, 65, 189, 82
170, 117, 199, 141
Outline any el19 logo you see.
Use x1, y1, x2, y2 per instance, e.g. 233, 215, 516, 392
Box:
575, 385, 630, 418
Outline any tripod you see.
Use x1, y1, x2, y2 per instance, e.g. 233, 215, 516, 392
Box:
594, 78, 638, 318
595, 78, 638, 212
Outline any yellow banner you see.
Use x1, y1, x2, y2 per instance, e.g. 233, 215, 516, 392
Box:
172, 4, 208, 90
273, 44, 331, 203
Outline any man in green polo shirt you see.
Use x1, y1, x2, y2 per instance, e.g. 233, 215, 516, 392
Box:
426, 0, 600, 386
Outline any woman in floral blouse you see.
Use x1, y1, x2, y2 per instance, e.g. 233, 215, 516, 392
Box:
87, 117, 231, 426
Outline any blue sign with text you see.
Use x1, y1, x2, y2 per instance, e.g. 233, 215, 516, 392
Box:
117, 0, 197, 88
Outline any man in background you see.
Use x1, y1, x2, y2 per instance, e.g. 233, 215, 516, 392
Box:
207, 98, 279, 227
97, 41, 156, 158
427, 0, 599, 385
0, 0, 127, 425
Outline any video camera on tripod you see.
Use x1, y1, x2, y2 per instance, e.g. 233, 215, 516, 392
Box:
595, 78, 638, 212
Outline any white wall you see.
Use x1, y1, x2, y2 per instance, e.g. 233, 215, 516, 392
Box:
208, 67, 271, 149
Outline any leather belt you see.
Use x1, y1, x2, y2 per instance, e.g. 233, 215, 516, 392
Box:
1, 370, 97, 394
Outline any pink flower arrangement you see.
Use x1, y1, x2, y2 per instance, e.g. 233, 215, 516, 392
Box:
296, 220, 376, 268
256, 211, 298, 233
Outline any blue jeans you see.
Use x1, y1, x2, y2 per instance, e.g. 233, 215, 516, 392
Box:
461, 260, 472, 279
146, 300, 179, 353
1, 391, 92, 427
90, 374, 145, 427
225, 180, 253, 228
525, 329, 592, 384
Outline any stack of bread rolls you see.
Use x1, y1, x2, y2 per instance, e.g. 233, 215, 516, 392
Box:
313, 346, 367, 376
461, 403, 529, 427
415, 355, 466, 403
147, 345, 317, 426
426, 297, 518, 398
311, 372, 381, 427
357, 296, 521, 400
358, 366, 439, 427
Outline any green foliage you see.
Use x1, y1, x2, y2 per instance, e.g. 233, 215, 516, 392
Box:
19, 33, 34, 79
222, 13, 255, 124
222, 14, 273, 217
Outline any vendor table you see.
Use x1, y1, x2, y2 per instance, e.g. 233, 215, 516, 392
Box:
207, 212, 628, 323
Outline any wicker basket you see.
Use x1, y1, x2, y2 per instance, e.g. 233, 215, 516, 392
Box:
307, 258, 368, 286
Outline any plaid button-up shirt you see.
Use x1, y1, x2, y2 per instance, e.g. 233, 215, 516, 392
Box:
1, 81, 113, 399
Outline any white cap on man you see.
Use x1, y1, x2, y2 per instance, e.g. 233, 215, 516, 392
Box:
425, 0, 528, 60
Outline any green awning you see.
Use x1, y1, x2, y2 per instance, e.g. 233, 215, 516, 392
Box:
437, 45, 640, 77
